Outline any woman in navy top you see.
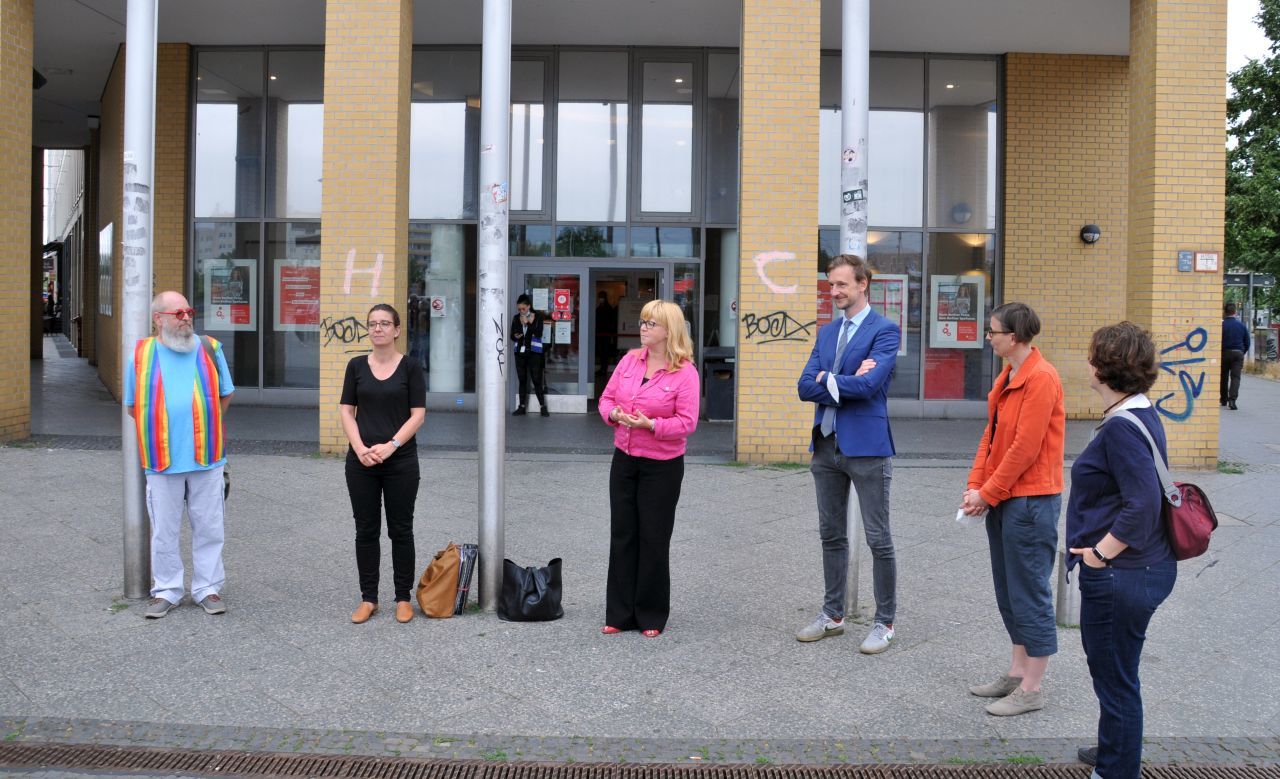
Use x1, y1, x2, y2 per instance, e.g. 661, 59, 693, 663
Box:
1066, 322, 1176, 779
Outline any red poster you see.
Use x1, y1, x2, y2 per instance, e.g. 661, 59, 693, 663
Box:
275, 260, 320, 330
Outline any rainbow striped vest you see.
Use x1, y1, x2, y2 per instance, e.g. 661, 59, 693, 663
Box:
132, 336, 225, 471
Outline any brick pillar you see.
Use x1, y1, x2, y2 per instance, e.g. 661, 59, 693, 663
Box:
1128, 0, 1226, 467
319, 0, 413, 453
153, 43, 190, 294
0, 0, 34, 439
735, 0, 821, 463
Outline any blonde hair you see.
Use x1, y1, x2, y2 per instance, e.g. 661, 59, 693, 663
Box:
639, 299, 694, 370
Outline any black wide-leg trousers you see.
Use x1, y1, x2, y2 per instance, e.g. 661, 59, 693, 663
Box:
605, 448, 684, 632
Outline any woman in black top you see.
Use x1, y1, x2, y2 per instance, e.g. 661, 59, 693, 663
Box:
510, 293, 549, 416
339, 304, 426, 624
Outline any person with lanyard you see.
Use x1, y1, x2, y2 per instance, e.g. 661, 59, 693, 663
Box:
510, 293, 549, 416
961, 302, 1066, 717
339, 303, 426, 624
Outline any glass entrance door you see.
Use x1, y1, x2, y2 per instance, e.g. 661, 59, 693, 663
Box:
512, 268, 586, 412
588, 268, 663, 399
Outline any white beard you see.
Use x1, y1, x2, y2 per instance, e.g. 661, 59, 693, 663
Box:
159, 327, 198, 353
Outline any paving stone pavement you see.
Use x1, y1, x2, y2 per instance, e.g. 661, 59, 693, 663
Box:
1, 338, 1277, 769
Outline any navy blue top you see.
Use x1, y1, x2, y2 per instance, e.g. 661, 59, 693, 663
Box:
1066, 404, 1174, 571
1223, 316, 1251, 353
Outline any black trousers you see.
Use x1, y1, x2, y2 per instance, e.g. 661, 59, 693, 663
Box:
346, 453, 420, 603
1220, 349, 1244, 403
606, 449, 684, 631
515, 351, 546, 407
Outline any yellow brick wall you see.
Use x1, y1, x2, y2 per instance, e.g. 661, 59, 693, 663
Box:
0, 0, 34, 439
735, 0, 822, 463
1004, 53, 1129, 418
319, 0, 413, 453
154, 43, 190, 296
97, 47, 124, 398
1128, 0, 1226, 468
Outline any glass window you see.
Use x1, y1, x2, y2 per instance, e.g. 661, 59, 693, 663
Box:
510, 59, 545, 212
556, 52, 628, 222
928, 59, 998, 230
410, 51, 481, 220
924, 232, 994, 400
509, 224, 553, 257
192, 221, 260, 387
194, 51, 264, 218
555, 226, 627, 257
266, 51, 324, 219
639, 61, 694, 213
705, 51, 739, 224
263, 223, 320, 388
631, 227, 699, 258
868, 231, 923, 398
408, 223, 478, 392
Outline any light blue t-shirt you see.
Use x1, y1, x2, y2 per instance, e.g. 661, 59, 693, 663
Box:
125, 339, 235, 474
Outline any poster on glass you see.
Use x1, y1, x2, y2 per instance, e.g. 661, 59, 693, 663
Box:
930, 275, 983, 349
870, 274, 908, 356
204, 259, 257, 332
273, 259, 320, 331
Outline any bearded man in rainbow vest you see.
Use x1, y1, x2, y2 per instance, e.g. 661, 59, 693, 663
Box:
125, 291, 235, 619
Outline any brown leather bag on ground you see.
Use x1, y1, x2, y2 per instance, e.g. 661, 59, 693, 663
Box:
417, 542, 461, 618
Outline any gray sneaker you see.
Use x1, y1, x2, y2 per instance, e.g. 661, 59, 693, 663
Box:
145, 598, 176, 619
198, 594, 227, 615
795, 613, 845, 642
985, 686, 1045, 716
969, 673, 1023, 697
858, 622, 894, 654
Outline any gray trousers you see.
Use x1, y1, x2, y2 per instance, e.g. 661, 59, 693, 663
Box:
810, 431, 896, 625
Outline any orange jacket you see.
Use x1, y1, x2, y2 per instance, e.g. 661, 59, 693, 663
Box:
967, 347, 1066, 506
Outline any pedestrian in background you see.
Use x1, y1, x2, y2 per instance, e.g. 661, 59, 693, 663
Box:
598, 299, 699, 638
962, 302, 1065, 716
511, 293, 549, 416
1220, 302, 1250, 410
1067, 322, 1177, 779
340, 303, 426, 624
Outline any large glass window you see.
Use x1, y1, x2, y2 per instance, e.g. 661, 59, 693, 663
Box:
266, 51, 324, 219
556, 52, 629, 222
510, 59, 546, 213
193, 221, 260, 387
407, 223, 478, 392
194, 51, 264, 218
638, 60, 694, 214
704, 51, 739, 224
264, 223, 321, 387
928, 59, 998, 231
410, 51, 481, 220
924, 233, 995, 399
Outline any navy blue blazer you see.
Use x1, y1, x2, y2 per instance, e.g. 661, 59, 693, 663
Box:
797, 307, 899, 457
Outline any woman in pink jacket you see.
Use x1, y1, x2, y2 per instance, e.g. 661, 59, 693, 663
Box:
598, 299, 700, 637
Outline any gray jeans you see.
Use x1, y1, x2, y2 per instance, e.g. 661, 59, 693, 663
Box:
810, 431, 896, 625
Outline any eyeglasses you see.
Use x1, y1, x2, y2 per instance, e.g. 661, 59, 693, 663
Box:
984, 328, 1013, 338
157, 308, 195, 320
638, 319, 663, 330
367, 320, 397, 330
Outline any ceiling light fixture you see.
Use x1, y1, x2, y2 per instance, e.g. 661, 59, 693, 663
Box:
674, 78, 684, 83
945, 83, 955, 89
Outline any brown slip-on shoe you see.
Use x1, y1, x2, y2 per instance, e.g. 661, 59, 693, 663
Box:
351, 601, 378, 624
395, 601, 414, 623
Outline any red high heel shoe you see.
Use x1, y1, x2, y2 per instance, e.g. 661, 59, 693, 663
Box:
642, 629, 661, 638
601, 625, 622, 634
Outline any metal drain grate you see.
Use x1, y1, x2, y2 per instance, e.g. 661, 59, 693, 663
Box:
1, 742, 1278, 779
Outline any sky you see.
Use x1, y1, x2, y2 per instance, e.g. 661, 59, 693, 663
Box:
1229, 0, 1273, 72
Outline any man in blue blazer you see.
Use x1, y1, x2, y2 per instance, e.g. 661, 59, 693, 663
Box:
796, 254, 900, 654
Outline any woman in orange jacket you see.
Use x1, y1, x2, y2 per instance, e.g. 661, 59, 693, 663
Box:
960, 302, 1066, 717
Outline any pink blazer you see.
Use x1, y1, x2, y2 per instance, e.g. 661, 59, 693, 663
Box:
598, 348, 700, 460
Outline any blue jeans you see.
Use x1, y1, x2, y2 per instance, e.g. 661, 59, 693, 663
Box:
1079, 559, 1177, 779
985, 495, 1060, 657
810, 432, 895, 625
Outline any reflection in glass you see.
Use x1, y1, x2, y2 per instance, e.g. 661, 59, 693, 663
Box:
673, 262, 700, 354
408, 223, 477, 392
410, 102, 476, 219
266, 50, 324, 219
511, 60, 545, 212
509, 224, 554, 257
923, 232, 994, 400
555, 226, 627, 257
264, 223, 320, 388
640, 62, 694, 213
819, 108, 924, 227
928, 59, 998, 230
631, 227, 699, 258
520, 272, 581, 396
194, 51, 263, 219
192, 221, 260, 386
705, 51, 739, 224
556, 103, 628, 222
867, 231, 923, 399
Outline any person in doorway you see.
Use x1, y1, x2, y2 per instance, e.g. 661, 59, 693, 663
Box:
961, 302, 1066, 716
511, 293, 549, 416
595, 290, 618, 378
125, 291, 235, 619
796, 253, 900, 654
340, 304, 426, 624
1066, 322, 1176, 779
598, 299, 699, 638
1220, 302, 1250, 410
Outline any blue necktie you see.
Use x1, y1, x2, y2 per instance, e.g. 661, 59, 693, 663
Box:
820, 319, 851, 437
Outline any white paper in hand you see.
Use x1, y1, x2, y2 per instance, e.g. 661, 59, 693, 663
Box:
955, 508, 984, 527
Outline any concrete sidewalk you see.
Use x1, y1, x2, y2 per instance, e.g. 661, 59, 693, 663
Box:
2, 337, 1277, 767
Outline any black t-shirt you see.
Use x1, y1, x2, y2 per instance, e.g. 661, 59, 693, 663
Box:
340, 355, 426, 462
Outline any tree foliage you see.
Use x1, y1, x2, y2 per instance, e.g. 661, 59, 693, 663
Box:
1227, 0, 1280, 309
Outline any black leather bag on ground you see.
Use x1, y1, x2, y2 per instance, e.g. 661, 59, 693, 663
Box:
497, 557, 563, 621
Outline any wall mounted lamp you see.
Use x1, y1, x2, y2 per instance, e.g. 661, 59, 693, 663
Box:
1080, 224, 1101, 244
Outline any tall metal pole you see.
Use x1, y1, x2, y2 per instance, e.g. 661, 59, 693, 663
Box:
841, 0, 871, 617
121, 0, 158, 599
477, 0, 512, 611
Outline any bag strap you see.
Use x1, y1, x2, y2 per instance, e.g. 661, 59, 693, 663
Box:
1110, 409, 1180, 507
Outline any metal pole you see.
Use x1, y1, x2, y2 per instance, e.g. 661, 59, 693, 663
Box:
841, 0, 871, 618
121, 0, 158, 599
477, 0, 512, 611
